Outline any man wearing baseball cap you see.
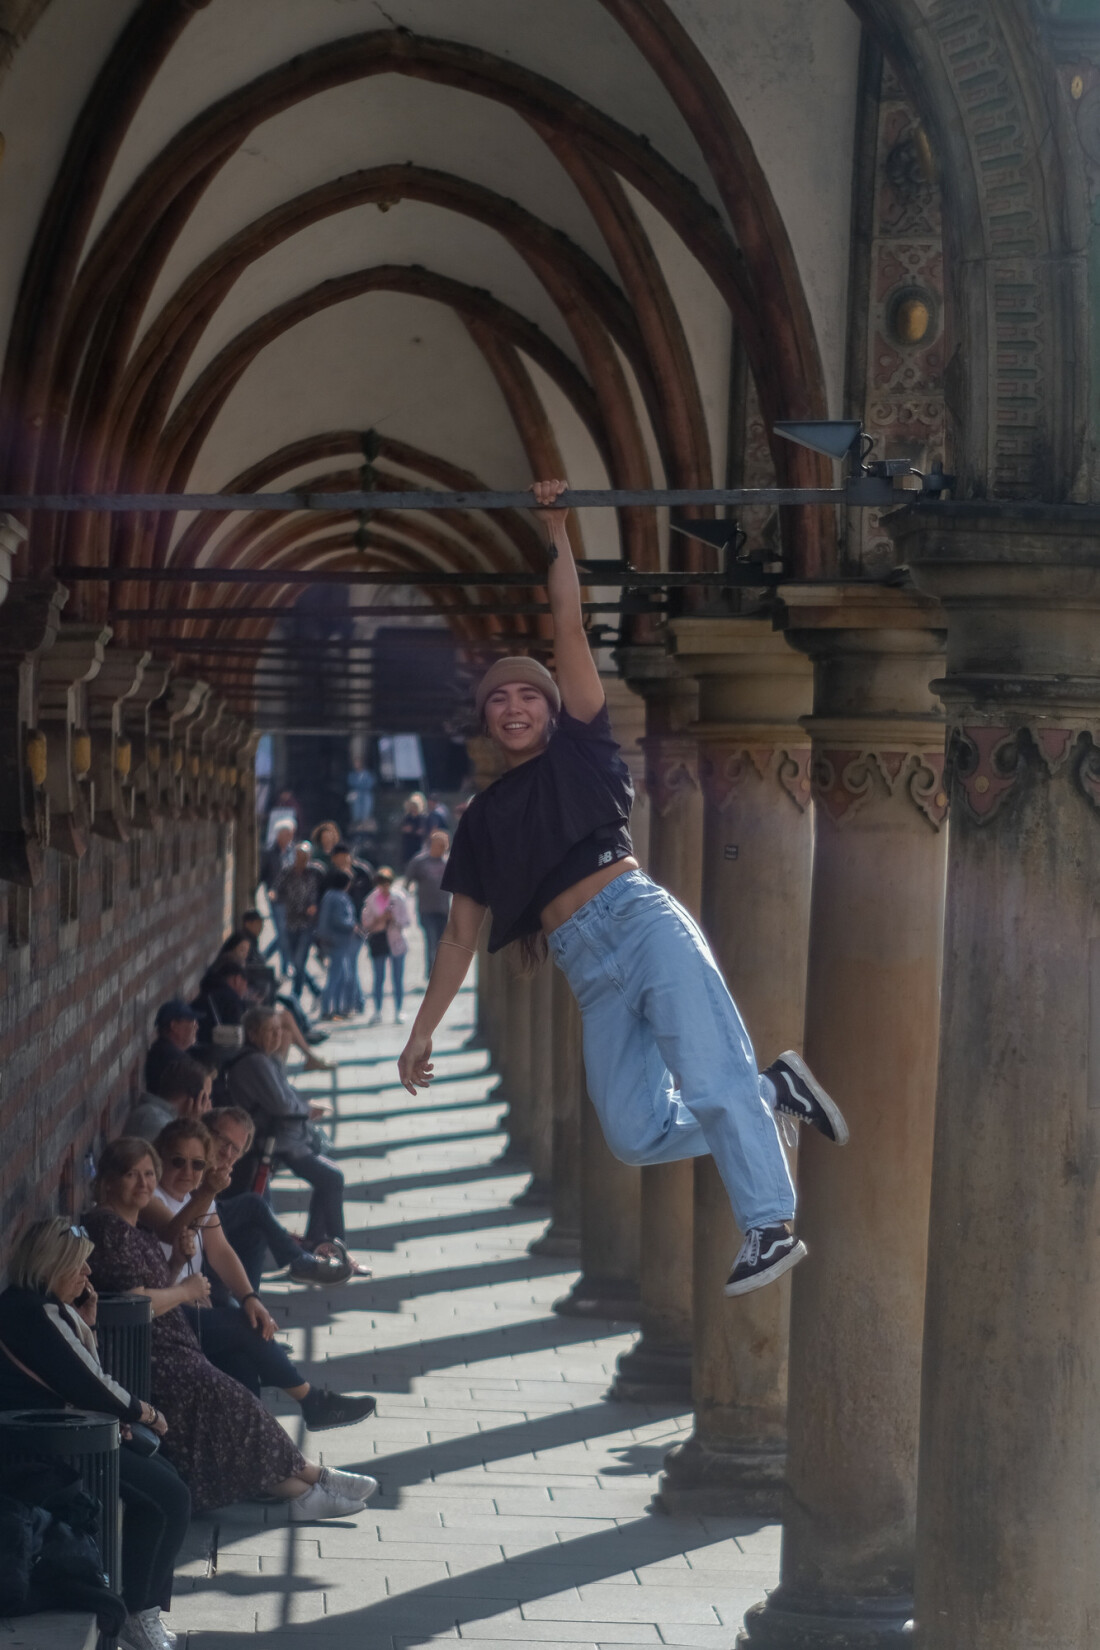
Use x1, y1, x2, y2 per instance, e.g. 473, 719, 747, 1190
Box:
144, 998, 199, 1094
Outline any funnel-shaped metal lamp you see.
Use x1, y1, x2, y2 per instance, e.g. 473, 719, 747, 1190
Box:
774, 420, 863, 463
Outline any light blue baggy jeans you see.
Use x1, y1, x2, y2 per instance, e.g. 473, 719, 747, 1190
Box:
546, 869, 795, 1232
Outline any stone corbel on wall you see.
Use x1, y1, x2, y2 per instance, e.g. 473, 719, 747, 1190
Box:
36, 622, 111, 858
154, 678, 210, 819
86, 650, 151, 841
0, 579, 67, 884
122, 660, 173, 831
189, 695, 228, 820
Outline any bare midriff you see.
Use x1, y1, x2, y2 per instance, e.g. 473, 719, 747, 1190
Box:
539, 856, 640, 936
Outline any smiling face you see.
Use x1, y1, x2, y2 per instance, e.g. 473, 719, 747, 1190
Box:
160, 1135, 209, 1201
107, 1154, 159, 1216
483, 682, 553, 765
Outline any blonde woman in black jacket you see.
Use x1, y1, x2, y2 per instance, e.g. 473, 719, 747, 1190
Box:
0, 1217, 190, 1650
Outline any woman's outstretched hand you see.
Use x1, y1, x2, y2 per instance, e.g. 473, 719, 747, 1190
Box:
398, 1031, 434, 1094
530, 478, 569, 519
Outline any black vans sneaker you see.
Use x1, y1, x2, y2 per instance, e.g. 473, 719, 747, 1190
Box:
725, 1225, 807, 1296
764, 1051, 850, 1145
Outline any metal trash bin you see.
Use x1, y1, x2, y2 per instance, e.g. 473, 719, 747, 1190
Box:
95, 1293, 152, 1404
0, 1408, 121, 1593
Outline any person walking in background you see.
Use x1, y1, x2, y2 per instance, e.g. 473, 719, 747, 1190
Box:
265, 788, 302, 843
275, 843, 322, 1004
316, 870, 361, 1021
347, 759, 375, 828
310, 821, 341, 873
424, 795, 451, 834
259, 822, 296, 973
398, 793, 428, 867
362, 868, 411, 1025
405, 830, 452, 983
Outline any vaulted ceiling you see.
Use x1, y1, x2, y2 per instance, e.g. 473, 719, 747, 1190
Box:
0, 0, 865, 715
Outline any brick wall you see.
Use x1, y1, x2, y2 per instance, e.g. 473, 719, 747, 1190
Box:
0, 820, 236, 1260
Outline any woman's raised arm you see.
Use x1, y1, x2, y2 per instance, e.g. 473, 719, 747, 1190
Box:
532, 480, 604, 723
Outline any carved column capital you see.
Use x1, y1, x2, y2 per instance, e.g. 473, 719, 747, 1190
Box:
640, 732, 699, 819
889, 503, 1100, 828
697, 737, 813, 815
777, 582, 948, 833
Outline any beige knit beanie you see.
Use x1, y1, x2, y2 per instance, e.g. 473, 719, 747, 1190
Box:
474, 657, 562, 719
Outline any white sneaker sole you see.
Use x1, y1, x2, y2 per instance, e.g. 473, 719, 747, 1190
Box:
724, 1238, 808, 1296
776, 1050, 850, 1146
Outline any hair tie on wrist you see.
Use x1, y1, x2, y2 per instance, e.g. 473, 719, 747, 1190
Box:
241, 1292, 261, 1304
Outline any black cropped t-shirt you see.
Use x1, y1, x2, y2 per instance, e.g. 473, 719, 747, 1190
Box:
442, 702, 634, 952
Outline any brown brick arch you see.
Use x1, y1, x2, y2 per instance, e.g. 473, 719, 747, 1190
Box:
4, 23, 827, 537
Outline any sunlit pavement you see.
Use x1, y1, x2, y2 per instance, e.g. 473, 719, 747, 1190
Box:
170, 941, 781, 1649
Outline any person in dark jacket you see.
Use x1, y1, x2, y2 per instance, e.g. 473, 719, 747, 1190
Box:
143, 1000, 199, 1095
190, 959, 249, 1052
0, 1217, 190, 1650
220, 1007, 367, 1259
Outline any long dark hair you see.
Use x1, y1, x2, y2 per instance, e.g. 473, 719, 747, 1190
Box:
512, 932, 548, 975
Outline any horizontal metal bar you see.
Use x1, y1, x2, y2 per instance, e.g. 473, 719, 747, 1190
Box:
108, 600, 639, 620
8, 486, 842, 513
55, 562, 727, 587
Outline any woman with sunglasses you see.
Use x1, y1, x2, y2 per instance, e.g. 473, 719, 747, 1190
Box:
84, 1138, 376, 1522
141, 1119, 376, 1432
0, 1216, 190, 1650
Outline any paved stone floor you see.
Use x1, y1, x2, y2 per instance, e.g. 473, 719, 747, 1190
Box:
169, 958, 781, 1649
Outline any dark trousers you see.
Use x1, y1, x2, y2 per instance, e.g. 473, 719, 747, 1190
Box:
280, 1150, 345, 1244
119, 1447, 191, 1612
287, 928, 322, 1001
181, 1303, 303, 1396
420, 912, 448, 979
217, 1192, 302, 1293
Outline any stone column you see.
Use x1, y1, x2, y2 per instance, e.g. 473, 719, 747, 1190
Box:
660, 617, 813, 1515
497, 964, 533, 1164
612, 652, 702, 1404
885, 504, 1100, 1650
515, 961, 554, 1209
530, 966, 584, 1258
739, 584, 947, 1645
554, 677, 647, 1318
554, 1093, 642, 1321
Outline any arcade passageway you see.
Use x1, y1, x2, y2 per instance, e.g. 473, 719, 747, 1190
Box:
1, 4, 1100, 1649
170, 966, 780, 1650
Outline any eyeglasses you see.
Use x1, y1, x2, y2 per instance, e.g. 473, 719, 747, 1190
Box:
211, 1133, 244, 1162
68, 1224, 90, 1241
168, 1156, 208, 1173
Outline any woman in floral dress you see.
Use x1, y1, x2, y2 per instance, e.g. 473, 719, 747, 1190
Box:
85, 1137, 376, 1519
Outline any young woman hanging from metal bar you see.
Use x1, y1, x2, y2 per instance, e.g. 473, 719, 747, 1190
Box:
397, 480, 849, 1295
